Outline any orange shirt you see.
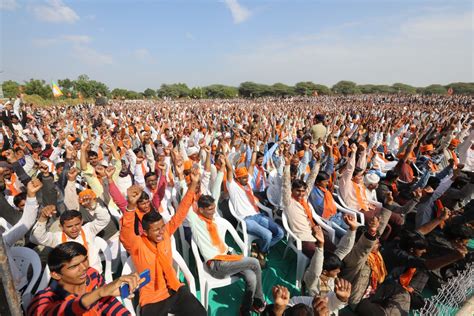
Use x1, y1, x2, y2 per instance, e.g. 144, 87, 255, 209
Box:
120, 188, 195, 307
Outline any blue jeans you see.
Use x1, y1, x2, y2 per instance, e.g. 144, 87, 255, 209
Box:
244, 213, 284, 253
329, 212, 349, 238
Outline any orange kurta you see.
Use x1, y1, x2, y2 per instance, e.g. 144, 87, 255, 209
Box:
120, 188, 195, 307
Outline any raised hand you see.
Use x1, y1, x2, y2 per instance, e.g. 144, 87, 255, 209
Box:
190, 166, 201, 184
127, 185, 143, 206
105, 166, 116, 179
68, 167, 79, 182
334, 278, 352, 303
38, 205, 57, 222
27, 178, 43, 197
312, 296, 330, 316
311, 225, 325, 246
343, 214, 358, 231
272, 285, 290, 308
368, 216, 380, 235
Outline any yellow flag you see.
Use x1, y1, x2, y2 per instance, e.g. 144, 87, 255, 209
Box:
51, 81, 63, 98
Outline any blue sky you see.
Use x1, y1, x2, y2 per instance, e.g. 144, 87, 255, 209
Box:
1, 0, 473, 91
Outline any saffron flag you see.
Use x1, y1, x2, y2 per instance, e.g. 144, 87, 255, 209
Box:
51, 81, 63, 98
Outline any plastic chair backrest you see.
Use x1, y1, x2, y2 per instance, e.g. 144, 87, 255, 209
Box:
0, 217, 12, 232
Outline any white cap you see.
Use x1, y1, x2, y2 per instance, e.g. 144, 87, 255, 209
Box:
364, 173, 380, 185
186, 146, 199, 157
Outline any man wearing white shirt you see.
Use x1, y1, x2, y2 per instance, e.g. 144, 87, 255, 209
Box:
31, 194, 110, 273
226, 157, 284, 266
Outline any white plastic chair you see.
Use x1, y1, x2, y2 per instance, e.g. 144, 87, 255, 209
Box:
10, 247, 42, 310
281, 212, 309, 289
334, 186, 365, 226
0, 217, 12, 232
95, 236, 113, 284
36, 265, 51, 293
190, 216, 247, 310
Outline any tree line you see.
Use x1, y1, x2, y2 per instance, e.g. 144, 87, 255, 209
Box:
2, 75, 473, 100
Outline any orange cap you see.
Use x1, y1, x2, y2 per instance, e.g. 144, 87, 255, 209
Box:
78, 189, 96, 200
235, 167, 249, 178
183, 160, 193, 171
450, 139, 460, 147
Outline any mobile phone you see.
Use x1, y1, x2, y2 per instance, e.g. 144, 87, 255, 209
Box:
120, 269, 151, 299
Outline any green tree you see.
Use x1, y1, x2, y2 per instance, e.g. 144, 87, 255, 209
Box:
422, 84, 447, 95
111, 88, 128, 98
157, 83, 190, 99
143, 88, 156, 98
271, 83, 295, 97
23, 79, 52, 99
294, 82, 331, 96
203, 85, 238, 98
392, 83, 417, 94
73, 74, 109, 98
332, 81, 361, 95
445, 82, 474, 95
2, 80, 20, 98
239, 81, 264, 97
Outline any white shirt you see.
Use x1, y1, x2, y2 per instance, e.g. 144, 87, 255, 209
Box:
227, 179, 258, 219
31, 204, 110, 273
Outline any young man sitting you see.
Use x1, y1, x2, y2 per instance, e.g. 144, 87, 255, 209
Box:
27, 242, 139, 315
226, 157, 284, 267
119, 170, 206, 316
188, 194, 266, 315
31, 192, 111, 273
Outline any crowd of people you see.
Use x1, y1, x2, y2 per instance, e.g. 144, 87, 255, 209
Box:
0, 94, 472, 316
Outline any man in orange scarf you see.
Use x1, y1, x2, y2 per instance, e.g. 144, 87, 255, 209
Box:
188, 194, 266, 316
119, 171, 206, 316
226, 158, 284, 267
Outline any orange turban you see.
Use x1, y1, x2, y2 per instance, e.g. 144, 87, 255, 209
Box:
235, 167, 249, 178
450, 139, 460, 147
420, 144, 434, 152
78, 189, 96, 200
183, 160, 193, 171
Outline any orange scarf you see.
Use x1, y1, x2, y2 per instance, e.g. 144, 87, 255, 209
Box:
141, 162, 148, 176
367, 251, 387, 291
450, 150, 458, 166
319, 186, 337, 219
196, 212, 243, 262
293, 196, 313, 224
141, 236, 181, 291
236, 182, 259, 213
435, 199, 445, 229
62, 229, 88, 253
391, 182, 399, 196
399, 268, 416, 293
5, 173, 19, 196
255, 166, 266, 191
353, 181, 369, 212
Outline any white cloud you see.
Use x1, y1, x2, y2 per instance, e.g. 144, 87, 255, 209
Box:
224, 10, 473, 86
1, 0, 19, 11
133, 48, 151, 60
32, 37, 59, 47
224, 0, 251, 24
32, 0, 79, 23
62, 35, 91, 44
72, 45, 113, 66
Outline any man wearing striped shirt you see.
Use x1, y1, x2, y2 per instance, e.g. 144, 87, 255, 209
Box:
28, 242, 139, 316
